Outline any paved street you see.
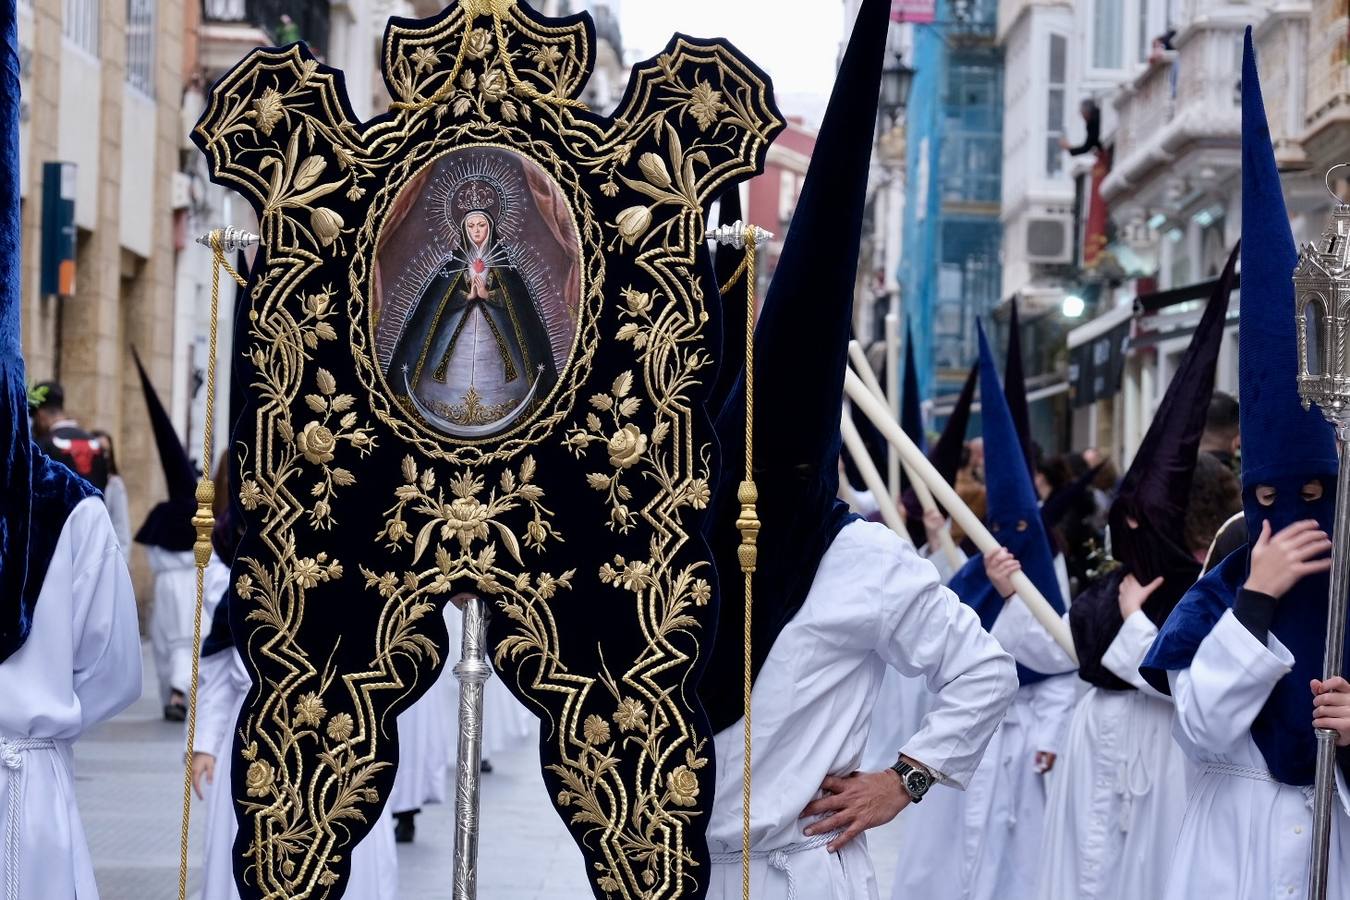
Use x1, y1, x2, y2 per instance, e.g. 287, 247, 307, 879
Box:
76, 643, 904, 898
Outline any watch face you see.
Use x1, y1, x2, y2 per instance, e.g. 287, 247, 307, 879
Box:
905, 769, 930, 796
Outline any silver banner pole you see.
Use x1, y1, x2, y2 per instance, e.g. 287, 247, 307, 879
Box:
1310, 430, 1350, 900
452, 597, 490, 900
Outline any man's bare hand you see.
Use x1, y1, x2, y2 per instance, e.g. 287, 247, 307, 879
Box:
192, 752, 216, 800
799, 770, 909, 852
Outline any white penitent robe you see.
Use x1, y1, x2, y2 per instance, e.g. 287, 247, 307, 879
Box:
705, 521, 1018, 900
1161, 610, 1350, 900
148, 548, 230, 705
894, 587, 1079, 900
192, 646, 398, 900
0, 498, 141, 900
147, 547, 196, 704
390, 665, 453, 815
1036, 611, 1190, 900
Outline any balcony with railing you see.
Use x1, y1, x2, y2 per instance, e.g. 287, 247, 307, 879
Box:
200, 0, 331, 74
1302, 0, 1350, 170
1254, 4, 1310, 170
1100, 10, 1246, 208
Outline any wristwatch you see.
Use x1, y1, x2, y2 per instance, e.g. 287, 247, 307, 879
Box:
890, 756, 934, 803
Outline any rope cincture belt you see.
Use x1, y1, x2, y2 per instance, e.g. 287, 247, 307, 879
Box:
708, 830, 842, 900
1202, 762, 1318, 809
2, 737, 56, 900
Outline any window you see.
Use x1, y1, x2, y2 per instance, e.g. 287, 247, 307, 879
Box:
126, 0, 154, 96
940, 60, 1003, 204
1093, 0, 1123, 70
1046, 34, 1067, 177
63, 0, 99, 56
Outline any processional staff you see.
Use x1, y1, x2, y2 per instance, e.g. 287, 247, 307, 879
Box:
1292, 168, 1350, 900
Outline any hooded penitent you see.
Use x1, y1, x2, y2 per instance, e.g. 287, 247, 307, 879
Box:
948, 323, 1068, 685
1072, 243, 1235, 690
0, 11, 98, 664
699, 0, 889, 734
132, 347, 198, 553
1141, 29, 1345, 786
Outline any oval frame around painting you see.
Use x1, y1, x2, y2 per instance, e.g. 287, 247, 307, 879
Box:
351, 139, 602, 461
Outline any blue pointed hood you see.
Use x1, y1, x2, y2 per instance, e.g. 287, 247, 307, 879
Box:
0, 6, 97, 664
949, 322, 1066, 684
1142, 29, 1345, 786
701, 0, 890, 733
1238, 32, 1337, 491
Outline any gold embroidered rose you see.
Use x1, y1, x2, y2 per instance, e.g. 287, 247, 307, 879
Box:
443, 497, 491, 547
251, 87, 284, 136
666, 765, 700, 807
480, 68, 508, 103
607, 424, 647, 469
615, 206, 652, 245
621, 286, 652, 316
293, 155, 326, 191
310, 208, 344, 247
297, 421, 337, 464
245, 760, 275, 797
638, 152, 671, 189
465, 27, 492, 60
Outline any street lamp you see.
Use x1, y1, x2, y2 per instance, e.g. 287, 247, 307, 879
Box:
1062, 294, 1086, 318
880, 53, 916, 125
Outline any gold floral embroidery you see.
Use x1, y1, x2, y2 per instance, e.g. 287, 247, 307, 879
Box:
193, 6, 782, 897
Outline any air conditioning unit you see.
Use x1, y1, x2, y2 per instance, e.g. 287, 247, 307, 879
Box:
1024, 214, 1073, 265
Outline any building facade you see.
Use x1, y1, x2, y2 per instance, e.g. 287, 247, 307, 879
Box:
1064, 0, 1347, 468
902, 0, 1005, 403
17, 0, 185, 604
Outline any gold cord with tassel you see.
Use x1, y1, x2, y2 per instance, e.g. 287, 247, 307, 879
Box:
735, 229, 760, 900
176, 232, 246, 900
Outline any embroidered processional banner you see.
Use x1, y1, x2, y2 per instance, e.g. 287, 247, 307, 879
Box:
193, 1, 782, 897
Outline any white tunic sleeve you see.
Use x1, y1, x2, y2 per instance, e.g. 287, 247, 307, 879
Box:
990, 593, 1075, 675
920, 532, 966, 584
103, 475, 133, 558
1102, 610, 1169, 698
69, 498, 143, 731
1169, 609, 1293, 758
873, 537, 1018, 790
193, 651, 235, 757
1028, 673, 1077, 756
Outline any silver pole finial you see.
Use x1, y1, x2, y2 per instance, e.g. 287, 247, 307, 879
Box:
195, 226, 260, 254
705, 221, 774, 250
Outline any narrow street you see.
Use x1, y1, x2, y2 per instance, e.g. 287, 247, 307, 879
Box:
75, 644, 905, 898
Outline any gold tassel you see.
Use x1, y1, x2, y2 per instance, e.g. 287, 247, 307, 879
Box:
737, 228, 759, 900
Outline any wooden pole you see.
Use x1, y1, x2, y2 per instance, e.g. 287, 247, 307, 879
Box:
848, 341, 963, 570
845, 367, 1079, 662
841, 411, 911, 541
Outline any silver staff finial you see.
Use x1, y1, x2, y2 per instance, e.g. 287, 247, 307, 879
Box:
195, 226, 260, 254
705, 221, 774, 250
